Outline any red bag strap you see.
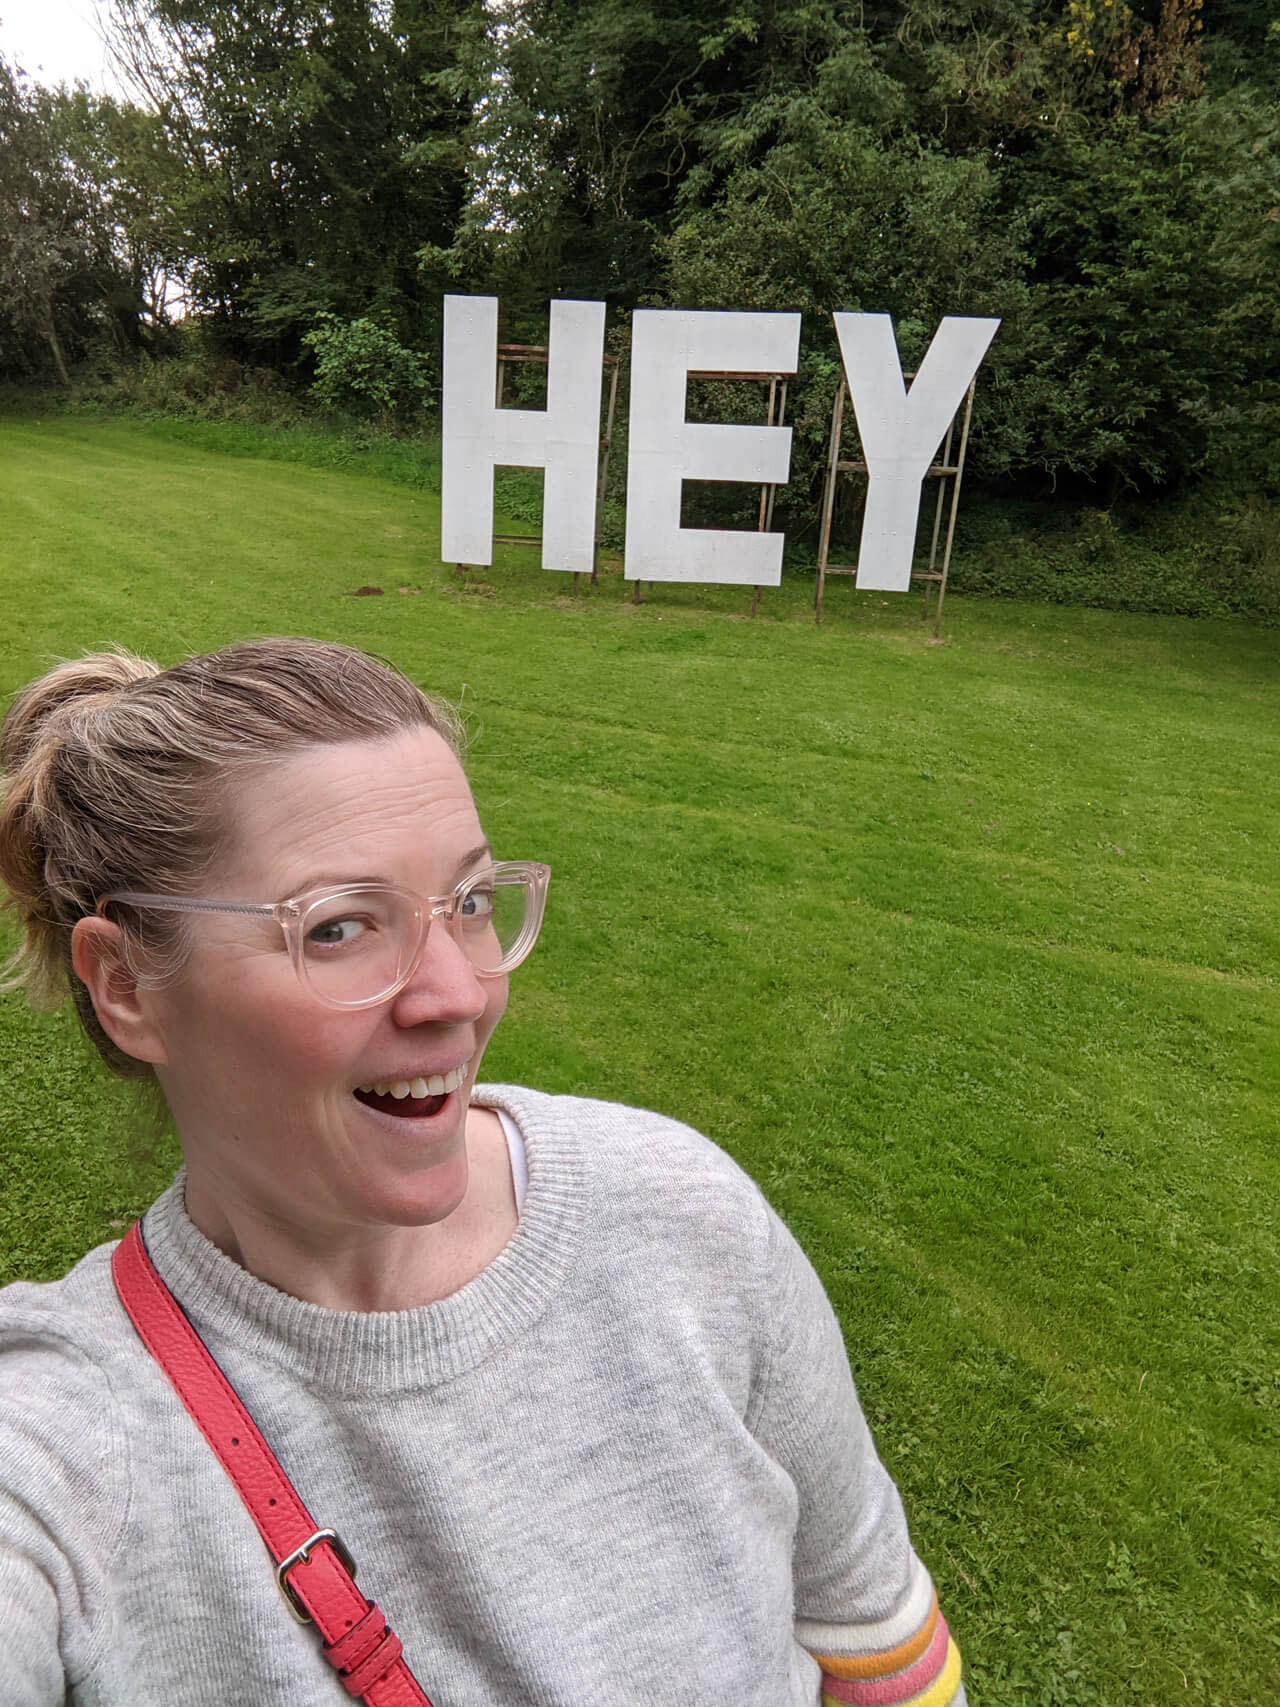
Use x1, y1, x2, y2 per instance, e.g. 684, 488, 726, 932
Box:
111, 1221, 435, 1706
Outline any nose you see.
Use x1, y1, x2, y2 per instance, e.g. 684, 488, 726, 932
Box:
388, 913, 489, 1029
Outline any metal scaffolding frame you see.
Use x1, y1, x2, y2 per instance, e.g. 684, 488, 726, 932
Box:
814, 372, 978, 635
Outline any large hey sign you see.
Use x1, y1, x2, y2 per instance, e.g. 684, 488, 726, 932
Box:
441, 297, 999, 591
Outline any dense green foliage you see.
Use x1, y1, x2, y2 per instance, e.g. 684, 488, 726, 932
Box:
302, 313, 434, 418
2, 0, 1280, 598
0, 415, 1276, 1703
105, 0, 481, 363
460, 0, 1280, 507
0, 66, 179, 380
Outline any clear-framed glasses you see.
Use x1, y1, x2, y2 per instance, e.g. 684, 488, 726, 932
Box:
97, 861, 551, 1011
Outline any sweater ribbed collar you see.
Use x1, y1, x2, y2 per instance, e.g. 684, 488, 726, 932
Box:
140, 1085, 589, 1396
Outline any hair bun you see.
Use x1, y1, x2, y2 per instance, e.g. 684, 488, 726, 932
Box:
0, 647, 161, 771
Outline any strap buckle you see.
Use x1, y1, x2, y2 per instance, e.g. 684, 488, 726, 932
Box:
276, 1528, 359, 1624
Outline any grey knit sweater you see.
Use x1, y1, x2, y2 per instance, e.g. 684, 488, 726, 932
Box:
0, 1086, 965, 1706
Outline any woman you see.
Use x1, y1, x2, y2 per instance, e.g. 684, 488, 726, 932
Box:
0, 636, 966, 1706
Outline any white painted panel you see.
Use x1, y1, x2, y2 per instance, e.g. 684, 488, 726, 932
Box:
625, 310, 801, 586
832, 314, 1000, 592
441, 295, 606, 573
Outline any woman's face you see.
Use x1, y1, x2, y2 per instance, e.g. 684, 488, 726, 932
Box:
141, 726, 508, 1240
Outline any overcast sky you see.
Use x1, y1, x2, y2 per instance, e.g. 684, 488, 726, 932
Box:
1, 0, 129, 97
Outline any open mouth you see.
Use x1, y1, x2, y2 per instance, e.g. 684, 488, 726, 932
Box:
354, 1063, 468, 1120
355, 1088, 449, 1119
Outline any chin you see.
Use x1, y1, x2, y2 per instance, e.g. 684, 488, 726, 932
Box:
354, 1150, 472, 1230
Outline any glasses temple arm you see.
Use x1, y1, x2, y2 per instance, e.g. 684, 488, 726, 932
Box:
99, 893, 277, 920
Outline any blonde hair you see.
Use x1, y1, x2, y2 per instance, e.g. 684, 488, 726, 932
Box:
0, 637, 463, 1079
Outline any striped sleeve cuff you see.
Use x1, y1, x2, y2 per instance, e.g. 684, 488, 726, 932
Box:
798, 1557, 965, 1707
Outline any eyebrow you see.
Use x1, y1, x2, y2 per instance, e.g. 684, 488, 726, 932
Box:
285, 843, 493, 896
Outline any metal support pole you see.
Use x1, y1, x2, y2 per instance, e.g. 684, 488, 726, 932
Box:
764, 378, 786, 536
593, 360, 620, 586
814, 378, 846, 625
932, 379, 976, 639
924, 417, 954, 623
752, 374, 787, 618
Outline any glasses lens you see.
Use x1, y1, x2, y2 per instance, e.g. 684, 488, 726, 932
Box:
298, 887, 423, 1006
455, 867, 534, 973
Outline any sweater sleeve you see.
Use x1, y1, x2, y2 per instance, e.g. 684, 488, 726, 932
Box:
0, 1533, 63, 1707
0, 1309, 129, 1705
745, 1208, 967, 1707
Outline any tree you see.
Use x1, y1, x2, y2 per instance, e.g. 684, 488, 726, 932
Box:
51, 88, 192, 340
0, 56, 142, 383
449, 0, 725, 312
648, 0, 1279, 499
108, 0, 483, 363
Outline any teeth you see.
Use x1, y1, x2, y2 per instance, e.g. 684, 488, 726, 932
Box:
356, 1061, 470, 1100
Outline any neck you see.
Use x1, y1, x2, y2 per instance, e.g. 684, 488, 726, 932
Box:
182, 1108, 517, 1311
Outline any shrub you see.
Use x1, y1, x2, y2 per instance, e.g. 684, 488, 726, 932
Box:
950, 494, 1280, 623
71, 349, 306, 429
302, 315, 432, 422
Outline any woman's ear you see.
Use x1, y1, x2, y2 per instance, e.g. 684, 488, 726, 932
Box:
70, 917, 170, 1066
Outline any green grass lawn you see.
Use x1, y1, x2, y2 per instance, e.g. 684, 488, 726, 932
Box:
1, 413, 1277, 1704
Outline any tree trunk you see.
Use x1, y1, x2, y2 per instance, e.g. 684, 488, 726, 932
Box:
42, 302, 71, 386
